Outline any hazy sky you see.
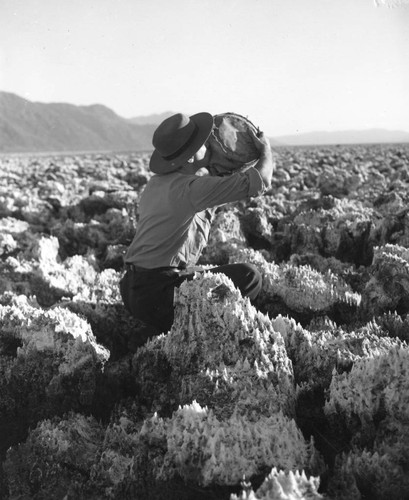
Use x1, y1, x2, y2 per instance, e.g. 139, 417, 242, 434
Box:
0, 0, 408, 136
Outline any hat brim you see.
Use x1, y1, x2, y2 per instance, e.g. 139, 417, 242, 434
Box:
149, 112, 214, 174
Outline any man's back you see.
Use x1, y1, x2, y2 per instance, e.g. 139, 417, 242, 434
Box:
125, 167, 266, 269
125, 172, 209, 268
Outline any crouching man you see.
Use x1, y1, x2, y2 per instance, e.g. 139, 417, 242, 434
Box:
120, 112, 274, 343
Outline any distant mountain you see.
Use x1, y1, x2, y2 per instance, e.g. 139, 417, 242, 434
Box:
2, 92, 408, 153
273, 129, 409, 146
0, 91, 156, 153
128, 112, 175, 125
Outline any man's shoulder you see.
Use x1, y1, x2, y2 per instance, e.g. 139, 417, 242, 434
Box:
152, 172, 196, 184
154, 172, 212, 192
143, 173, 200, 207
149, 172, 236, 200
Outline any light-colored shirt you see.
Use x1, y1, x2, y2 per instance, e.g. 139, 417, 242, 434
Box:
124, 167, 265, 269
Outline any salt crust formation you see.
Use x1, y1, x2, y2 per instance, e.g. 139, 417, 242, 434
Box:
0, 234, 122, 306
0, 291, 109, 464
267, 290, 409, 499
324, 338, 409, 498
243, 146, 409, 265
0, 229, 143, 361
325, 346, 409, 426
133, 275, 322, 487
270, 314, 405, 390
130, 275, 321, 484
375, 310, 409, 343
4, 413, 105, 500
231, 467, 323, 500
363, 243, 409, 315
1, 145, 409, 498
328, 442, 409, 500
139, 401, 312, 487
4, 274, 322, 499
199, 208, 247, 265
0, 292, 108, 360
241, 197, 380, 266
0, 154, 147, 270
228, 247, 361, 314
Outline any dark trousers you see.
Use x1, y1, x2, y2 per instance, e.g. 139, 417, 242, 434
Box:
119, 263, 262, 335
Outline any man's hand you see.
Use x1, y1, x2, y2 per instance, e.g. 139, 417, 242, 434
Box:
194, 145, 212, 169
249, 128, 274, 189
248, 128, 272, 154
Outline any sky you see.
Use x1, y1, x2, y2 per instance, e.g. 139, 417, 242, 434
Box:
0, 0, 408, 136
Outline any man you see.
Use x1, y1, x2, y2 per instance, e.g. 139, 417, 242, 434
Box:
120, 112, 274, 342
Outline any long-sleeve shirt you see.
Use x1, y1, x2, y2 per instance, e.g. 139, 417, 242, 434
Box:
124, 167, 265, 269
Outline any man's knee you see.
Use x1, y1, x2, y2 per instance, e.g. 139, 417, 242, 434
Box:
211, 262, 262, 301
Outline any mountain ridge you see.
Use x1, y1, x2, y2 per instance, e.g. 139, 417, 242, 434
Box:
275, 128, 409, 146
1, 92, 408, 152
0, 91, 156, 153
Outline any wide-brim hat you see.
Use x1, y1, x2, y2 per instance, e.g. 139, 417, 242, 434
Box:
149, 112, 214, 174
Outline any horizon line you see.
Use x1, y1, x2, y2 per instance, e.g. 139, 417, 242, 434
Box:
1, 89, 409, 137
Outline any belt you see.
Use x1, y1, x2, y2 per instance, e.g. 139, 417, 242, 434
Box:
124, 262, 205, 274
124, 262, 179, 272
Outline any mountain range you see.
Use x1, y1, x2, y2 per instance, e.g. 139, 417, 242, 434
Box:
274, 129, 409, 146
0, 92, 156, 153
1, 91, 408, 153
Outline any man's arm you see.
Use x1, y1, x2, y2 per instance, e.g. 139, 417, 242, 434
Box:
250, 130, 274, 189
187, 129, 274, 212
